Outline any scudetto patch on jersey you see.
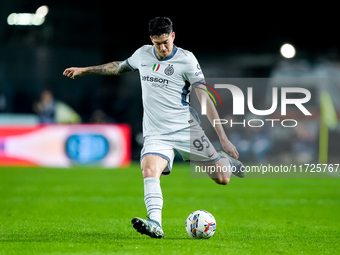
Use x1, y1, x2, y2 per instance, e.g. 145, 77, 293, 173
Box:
152, 64, 160, 72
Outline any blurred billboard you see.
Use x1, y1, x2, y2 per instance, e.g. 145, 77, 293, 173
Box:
0, 124, 130, 167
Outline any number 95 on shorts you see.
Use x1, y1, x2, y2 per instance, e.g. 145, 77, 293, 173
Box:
189, 125, 220, 165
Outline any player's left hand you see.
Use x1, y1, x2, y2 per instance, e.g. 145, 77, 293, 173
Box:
221, 138, 239, 160
63, 67, 86, 79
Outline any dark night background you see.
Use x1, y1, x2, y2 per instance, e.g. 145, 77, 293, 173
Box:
0, 1, 339, 161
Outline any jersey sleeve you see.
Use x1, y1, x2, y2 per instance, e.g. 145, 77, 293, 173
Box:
126, 47, 142, 71
183, 53, 205, 87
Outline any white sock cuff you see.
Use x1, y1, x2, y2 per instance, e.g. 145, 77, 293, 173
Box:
144, 177, 160, 184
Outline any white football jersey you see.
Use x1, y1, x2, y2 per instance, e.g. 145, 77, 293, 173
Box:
126, 45, 205, 136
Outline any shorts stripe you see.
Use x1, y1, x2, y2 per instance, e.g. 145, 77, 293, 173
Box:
141, 152, 172, 170
188, 156, 221, 165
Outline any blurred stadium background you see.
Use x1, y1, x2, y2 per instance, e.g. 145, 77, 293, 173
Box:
0, 1, 339, 166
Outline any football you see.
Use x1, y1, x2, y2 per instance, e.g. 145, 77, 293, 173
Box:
185, 210, 216, 239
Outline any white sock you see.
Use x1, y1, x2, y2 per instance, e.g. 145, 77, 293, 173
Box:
144, 177, 163, 227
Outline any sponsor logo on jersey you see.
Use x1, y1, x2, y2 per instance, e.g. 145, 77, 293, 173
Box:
141, 75, 169, 84
195, 63, 202, 76
164, 64, 174, 76
152, 83, 168, 89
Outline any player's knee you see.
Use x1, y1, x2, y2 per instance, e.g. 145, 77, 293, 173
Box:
214, 177, 229, 185
142, 165, 160, 178
142, 166, 155, 178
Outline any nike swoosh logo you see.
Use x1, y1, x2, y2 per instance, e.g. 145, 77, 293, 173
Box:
208, 153, 215, 158
141, 64, 147, 67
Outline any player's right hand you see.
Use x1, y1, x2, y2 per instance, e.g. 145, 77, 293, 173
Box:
63, 67, 86, 79
221, 139, 239, 160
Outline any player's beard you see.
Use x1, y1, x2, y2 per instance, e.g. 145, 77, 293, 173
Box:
157, 48, 171, 59
160, 51, 168, 58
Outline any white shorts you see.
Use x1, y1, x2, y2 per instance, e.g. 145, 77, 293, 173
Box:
141, 124, 220, 175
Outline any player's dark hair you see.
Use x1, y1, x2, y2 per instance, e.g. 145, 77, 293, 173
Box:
148, 17, 173, 37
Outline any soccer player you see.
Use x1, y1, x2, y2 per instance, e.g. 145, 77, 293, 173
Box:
63, 17, 244, 239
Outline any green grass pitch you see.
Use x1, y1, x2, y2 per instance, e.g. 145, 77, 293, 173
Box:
0, 164, 339, 254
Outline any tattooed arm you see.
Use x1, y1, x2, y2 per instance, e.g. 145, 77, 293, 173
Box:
63, 61, 132, 79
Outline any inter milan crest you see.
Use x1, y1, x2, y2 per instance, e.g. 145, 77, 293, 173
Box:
164, 64, 174, 76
